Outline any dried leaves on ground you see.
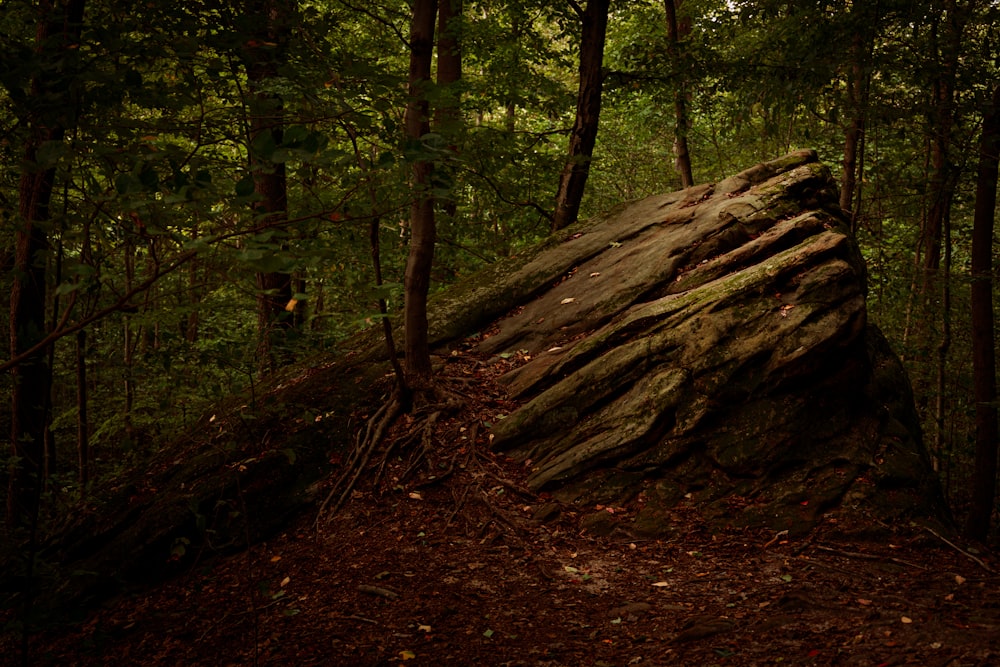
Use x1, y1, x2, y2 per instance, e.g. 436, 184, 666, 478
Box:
10, 349, 1000, 666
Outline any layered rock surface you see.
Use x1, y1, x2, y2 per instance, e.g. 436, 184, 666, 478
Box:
465, 149, 942, 534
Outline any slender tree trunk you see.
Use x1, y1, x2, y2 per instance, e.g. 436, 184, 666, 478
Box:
435, 0, 462, 129
435, 0, 463, 221
551, 0, 610, 231
402, 0, 438, 381
504, 11, 522, 135
122, 236, 137, 447
76, 328, 89, 489
244, 0, 293, 372
909, 2, 964, 467
964, 83, 1000, 541
922, 0, 963, 281
8, 0, 86, 528
840, 32, 867, 224
663, 0, 693, 188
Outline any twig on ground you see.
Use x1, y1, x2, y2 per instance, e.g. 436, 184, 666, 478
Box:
763, 529, 789, 549
337, 614, 378, 625
924, 526, 994, 573
357, 584, 400, 600
812, 544, 928, 570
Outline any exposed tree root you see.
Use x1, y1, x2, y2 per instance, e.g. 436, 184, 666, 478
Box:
315, 396, 403, 528
315, 381, 466, 529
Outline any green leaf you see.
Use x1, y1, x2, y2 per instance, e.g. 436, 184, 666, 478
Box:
251, 130, 278, 160
234, 175, 256, 198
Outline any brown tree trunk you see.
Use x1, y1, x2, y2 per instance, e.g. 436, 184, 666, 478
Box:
402, 0, 439, 380
922, 0, 963, 279
244, 0, 293, 373
551, 0, 610, 231
8, 0, 86, 528
435, 0, 463, 221
920, 0, 965, 470
840, 31, 868, 225
76, 328, 89, 489
663, 0, 693, 188
435, 0, 462, 129
964, 83, 1000, 541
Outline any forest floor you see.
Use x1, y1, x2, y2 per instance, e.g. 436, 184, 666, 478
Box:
12, 351, 1000, 667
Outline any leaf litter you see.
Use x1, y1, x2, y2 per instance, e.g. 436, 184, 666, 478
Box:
12, 346, 1000, 666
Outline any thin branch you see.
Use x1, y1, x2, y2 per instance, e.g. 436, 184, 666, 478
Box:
924, 526, 994, 573
335, 0, 410, 48
462, 165, 554, 222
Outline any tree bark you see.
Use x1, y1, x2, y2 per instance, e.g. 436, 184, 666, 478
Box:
922, 0, 964, 279
663, 0, 693, 188
76, 328, 89, 489
402, 0, 439, 380
435, 0, 463, 221
840, 29, 869, 227
8, 0, 86, 528
244, 0, 293, 372
551, 0, 610, 231
964, 83, 1000, 541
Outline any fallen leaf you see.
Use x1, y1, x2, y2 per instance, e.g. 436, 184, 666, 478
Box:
901, 616, 913, 624
280, 576, 290, 587
954, 575, 966, 585
857, 598, 872, 606
652, 581, 670, 587
483, 629, 494, 638
400, 650, 416, 660
418, 624, 432, 633
560, 297, 576, 305
589, 272, 601, 277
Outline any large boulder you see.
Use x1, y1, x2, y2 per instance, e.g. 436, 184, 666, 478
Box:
463, 149, 943, 535
26, 151, 942, 613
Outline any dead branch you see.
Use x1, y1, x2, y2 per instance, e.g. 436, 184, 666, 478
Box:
924, 526, 994, 573
813, 544, 928, 571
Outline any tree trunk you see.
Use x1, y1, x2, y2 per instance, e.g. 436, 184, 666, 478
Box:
76, 328, 89, 489
840, 29, 869, 226
922, 0, 963, 279
435, 0, 463, 221
435, 0, 462, 130
8, 0, 86, 528
551, 0, 610, 231
964, 83, 1000, 541
402, 0, 439, 380
244, 0, 293, 373
663, 0, 693, 188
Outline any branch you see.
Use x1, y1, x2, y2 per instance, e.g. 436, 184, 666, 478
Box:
335, 0, 410, 48
566, 0, 584, 19
462, 165, 554, 222
925, 526, 994, 573
0, 248, 197, 375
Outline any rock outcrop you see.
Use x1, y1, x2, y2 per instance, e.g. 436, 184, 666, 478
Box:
461, 149, 942, 535
29, 150, 944, 612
